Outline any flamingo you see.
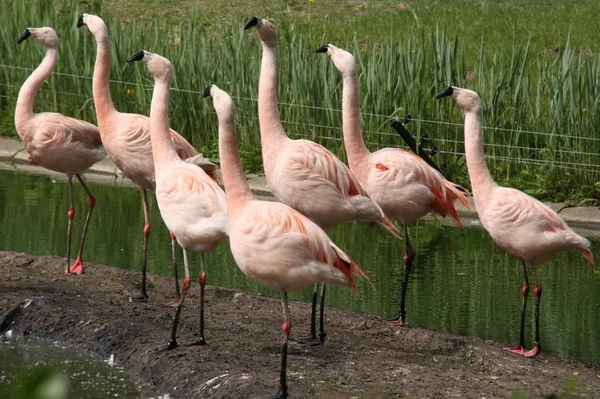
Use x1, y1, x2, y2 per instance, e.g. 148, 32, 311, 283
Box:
437, 86, 594, 357
77, 14, 219, 300
317, 44, 470, 326
244, 16, 399, 346
204, 84, 369, 398
126, 50, 228, 348
15, 27, 106, 275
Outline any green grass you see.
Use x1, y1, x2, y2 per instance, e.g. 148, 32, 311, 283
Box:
1, 0, 599, 201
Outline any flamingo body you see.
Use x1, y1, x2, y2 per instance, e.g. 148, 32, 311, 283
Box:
229, 200, 361, 292
17, 112, 105, 175
267, 139, 384, 230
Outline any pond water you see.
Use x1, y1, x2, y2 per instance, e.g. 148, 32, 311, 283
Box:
1, 167, 600, 366
0, 337, 151, 398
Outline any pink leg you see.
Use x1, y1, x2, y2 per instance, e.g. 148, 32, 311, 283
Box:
64, 176, 75, 274
523, 280, 542, 358
133, 189, 151, 300
167, 249, 191, 350
387, 224, 415, 326
275, 291, 291, 398
504, 261, 530, 355
166, 232, 181, 306
68, 175, 96, 275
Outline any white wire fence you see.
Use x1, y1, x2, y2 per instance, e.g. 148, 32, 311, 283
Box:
1, 63, 599, 174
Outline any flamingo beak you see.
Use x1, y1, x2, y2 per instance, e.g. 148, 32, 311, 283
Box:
126, 50, 145, 63
202, 85, 213, 98
76, 15, 85, 28
243, 16, 259, 30
436, 86, 454, 99
17, 29, 31, 44
315, 44, 329, 54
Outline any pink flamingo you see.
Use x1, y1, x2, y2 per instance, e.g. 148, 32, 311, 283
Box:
127, 50, 228, 348
437, 86, 594, 357
15, 27, 106, 275
205, 84, 369, 398
244, 16, 399, 346
317, 44, 470, 326
78, 14, 219, 300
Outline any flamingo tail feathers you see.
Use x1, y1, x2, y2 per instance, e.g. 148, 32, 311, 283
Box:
330, 244, 374, 292
378, 216, 402, 240
583, 249, 595, 264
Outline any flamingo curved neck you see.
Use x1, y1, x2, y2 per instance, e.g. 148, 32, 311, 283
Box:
464, 110, 496, 201
341, 69, 369, 169
15, 47, 57, 128
258, 42, 288, 170
150, 76, 179, 168
92, 26, 117, 125
218, 108, 253, 212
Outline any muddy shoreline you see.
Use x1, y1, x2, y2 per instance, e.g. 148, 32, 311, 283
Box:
1, 251, 599, 398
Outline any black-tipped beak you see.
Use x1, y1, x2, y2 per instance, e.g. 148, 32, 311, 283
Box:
17, 29, 31, 44
316, 44, 329, 54
202, 85, 213, 98
436, 86, 454, 99
126, 50, 145, 63
243, 16, 259, 30
77, 15, 84, 28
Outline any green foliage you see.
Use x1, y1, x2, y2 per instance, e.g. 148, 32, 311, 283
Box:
1, 0, 599, 201
11, 366, 69, 399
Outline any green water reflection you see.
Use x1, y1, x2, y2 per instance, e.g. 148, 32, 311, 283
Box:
1, 169, 599, 365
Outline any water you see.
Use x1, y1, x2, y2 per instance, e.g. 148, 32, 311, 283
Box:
1, 168, 600, 366
0, 337, 150, 398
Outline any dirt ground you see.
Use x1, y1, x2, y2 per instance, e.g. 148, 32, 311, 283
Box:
1, 251, 599, 399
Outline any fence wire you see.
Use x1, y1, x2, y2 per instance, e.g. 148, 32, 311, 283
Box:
1, 63, 599, 173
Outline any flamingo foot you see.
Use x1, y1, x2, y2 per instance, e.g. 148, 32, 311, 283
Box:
166, 339, 178, 350
503, 346, 525, 355
523, 344, 540, 358
271, 389, 288, 399
295, 336, 323, 346
129, 294, 148, 302
189, 338, 207, 346
65, 258, 84, 275
165, 298, 181, 307
385, 316, 405, 326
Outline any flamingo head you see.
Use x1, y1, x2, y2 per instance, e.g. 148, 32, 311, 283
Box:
18, 27, 58, 49
244, 16, 277, 47
77, 13, 108, 39
203, 85, 236, 122
436, 86, 481, 113
316, 43, 357, 77
126, 50, 172, 82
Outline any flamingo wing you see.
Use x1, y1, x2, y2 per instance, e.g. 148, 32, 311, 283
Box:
34, 112, 102, 149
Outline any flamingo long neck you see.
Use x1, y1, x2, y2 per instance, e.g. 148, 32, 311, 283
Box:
341, 67, 369, 169
92, 24, 116, 124
464, 110, 496, 201
150, 74, 179, 170
218, 106, 253, 214
15, 46, 57, 129
258, 41, 288, 170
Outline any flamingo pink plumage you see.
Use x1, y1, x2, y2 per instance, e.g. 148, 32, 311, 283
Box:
127, 50, 228, 348
437, 85, 594, 357
244, 16, 398, 345
78, 14, 219, 300
317, 44, 470, 326
15, 27, 106, 275
204, 84, 369, 398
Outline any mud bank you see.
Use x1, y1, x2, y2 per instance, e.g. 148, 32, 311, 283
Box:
1, 251, 599, 398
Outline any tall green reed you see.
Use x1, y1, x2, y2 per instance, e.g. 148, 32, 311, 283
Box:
1, 0, 598, 200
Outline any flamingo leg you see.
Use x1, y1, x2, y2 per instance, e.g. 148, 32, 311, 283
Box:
134, 189, 151, 300
318, 284, 327, 343
190, 253, 207, 346
68, 174, 96, 275
167, 248, 191, 350
275, 290, 291, 399
387, 224, 415, 325
504, 260, 530, 354
523, 264, 542, 357
170, 232, 181, 300
64, 176, 75, 274
296, 284, 320, 345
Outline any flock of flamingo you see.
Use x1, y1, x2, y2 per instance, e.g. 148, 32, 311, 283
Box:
13, 13, 594, 398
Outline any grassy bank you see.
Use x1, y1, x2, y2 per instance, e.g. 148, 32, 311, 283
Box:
1, 0, 599, 201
